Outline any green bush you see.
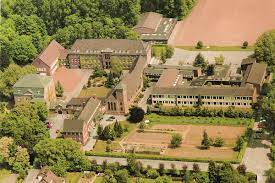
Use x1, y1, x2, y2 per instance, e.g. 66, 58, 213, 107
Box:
242, 41, 248, 49
196, 41, 204, 49
146, 169, 160, 179
213, 137, 224, 147
270, 146, 275, 161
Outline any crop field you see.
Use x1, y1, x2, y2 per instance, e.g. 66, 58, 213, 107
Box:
170, 0, 275, 46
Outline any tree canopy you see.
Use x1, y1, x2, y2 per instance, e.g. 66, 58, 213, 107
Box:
254, 30, 275, 66
33, 138, 90, 176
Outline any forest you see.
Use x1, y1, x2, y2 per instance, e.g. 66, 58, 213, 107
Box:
0, 0, 197, 68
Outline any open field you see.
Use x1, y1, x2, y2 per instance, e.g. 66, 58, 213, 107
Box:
122, 124, 245, 160
170, 0, 275, 46
65, 172, 82, 183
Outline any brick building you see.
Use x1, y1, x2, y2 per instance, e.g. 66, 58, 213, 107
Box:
62, 97, 101, 145
150, 62, 267, 108
67, 39, 151, 69
33, 40, 67, 76
13, 74, 56, 105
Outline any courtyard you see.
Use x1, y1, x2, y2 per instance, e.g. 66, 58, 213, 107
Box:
169, 0, 275, 46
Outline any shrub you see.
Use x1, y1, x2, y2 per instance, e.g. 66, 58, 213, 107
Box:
201, 130, 211, 149
242, 41, 248, 49
213, 137, 224, 147
193, 163, 200, 173
129, 106, 145, 123
270, 146, 275, 160
237, 164, 247, 175
234, 136, 245, 151
196, 41, 204, 49
146, 169, 160, 179
170, 133, 182, 148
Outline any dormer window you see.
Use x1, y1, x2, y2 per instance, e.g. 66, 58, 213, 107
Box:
105, 54, 110, 59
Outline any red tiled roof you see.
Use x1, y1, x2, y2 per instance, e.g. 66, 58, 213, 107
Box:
35, 40, 66, 67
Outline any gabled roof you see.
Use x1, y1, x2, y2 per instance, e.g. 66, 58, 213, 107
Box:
242, 63, 267, 85
156, 69, 179, 87
63, 119, 85, 132
241, 57, 256, 66
13, 74, 52, 88
152, 86, 255, 96
78, 97, 101, 122
34, 40, 65, 67
134, 12, 163, 33
69, 39, 146, 55
37, 167, 63, 183
67, 98, 90, 106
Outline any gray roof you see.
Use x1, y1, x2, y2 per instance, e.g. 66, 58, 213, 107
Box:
67, 98, 90, 106
152, 86, 255, 96
242, 63, 267, 85
133, 12, 163, 33
78, 97, 101, 122
69, 39, 146, 55
13, 74, 52, 88
63, 119, 85, 132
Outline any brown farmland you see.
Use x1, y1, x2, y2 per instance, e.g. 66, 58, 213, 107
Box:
170, 0, 275, 46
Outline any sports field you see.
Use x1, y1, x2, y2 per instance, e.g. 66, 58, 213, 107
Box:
122, 124, 245, 160
170, 0, 275, 46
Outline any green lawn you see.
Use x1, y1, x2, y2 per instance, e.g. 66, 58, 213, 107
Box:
65, 172, 82, 183
177, 45, 254, 51
0, 169, 11, 182
145, 113, 253, 126
93, 121, 137, 153
78, 86, 111, 99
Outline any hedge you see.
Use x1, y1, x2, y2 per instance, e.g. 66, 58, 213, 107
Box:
149, 106, 253, 119
86, 151, 243, 164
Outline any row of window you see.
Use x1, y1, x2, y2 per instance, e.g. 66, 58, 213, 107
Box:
64, 132, 82, 135
153, 100, 252, 106
152, 95, 252, 100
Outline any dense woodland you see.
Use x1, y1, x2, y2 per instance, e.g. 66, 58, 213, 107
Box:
0, 0, 197, 69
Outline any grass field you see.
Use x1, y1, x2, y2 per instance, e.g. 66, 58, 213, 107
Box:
176, 46, 254, 51
78, 86, 111, 99
0, 169, 11, 182
65, 172, 82, 183
145, 113, 253, 127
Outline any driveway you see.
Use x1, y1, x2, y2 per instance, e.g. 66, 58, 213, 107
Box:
138, 85, 154, 112
165, 48, 253, 66
48, 114, 64, 139
242, 146, 272, 183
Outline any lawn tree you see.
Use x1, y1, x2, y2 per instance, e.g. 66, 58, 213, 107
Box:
55, 81, 64, 97
213, 137, 224, 147
236, 164, 247, 175
129, 106, 145, 123
242, 41, 248, 49
165, 45, 174, 58
234, 136, 245, 151
97, 124, 103, 137
127, 155, 141, 176
115, 169, 130, 183
196, 41, 204, 49
214, 54, 225, 65
114, 121, 123, 137
101, 125, 115, 140
207, 64, 215, 76
160, 50, 166, 64
158, 163, 165, 175
146, 169, 160, 179
201, 130, 211, 149
170, 133, 182, 148
138, 121, 146, 132
193, 163, 200, 173
110, 56, 123, 77
105, 73, 115, 88
143, 76, 151, 89
193, 53, 208, 70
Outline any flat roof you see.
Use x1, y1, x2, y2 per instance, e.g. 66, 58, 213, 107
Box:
156, 69, 180, 87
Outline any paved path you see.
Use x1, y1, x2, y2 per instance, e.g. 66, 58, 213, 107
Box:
242, 146, 272, 183
49, 114, 64, 139
165, 48, 253, 66
24, 169, 40, 183
0, 174, 18, 183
